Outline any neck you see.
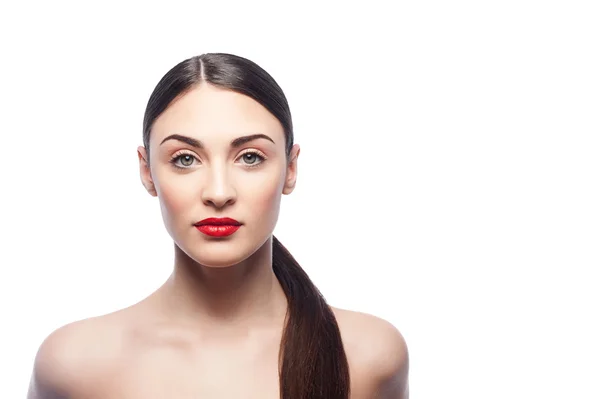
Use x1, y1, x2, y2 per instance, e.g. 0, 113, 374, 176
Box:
155, 236, 288, 334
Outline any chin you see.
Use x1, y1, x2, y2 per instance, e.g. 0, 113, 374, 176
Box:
179, 237, 268, 268
195, 257, 243, 268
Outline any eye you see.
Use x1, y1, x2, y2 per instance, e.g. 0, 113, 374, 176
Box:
238, 150, 267, 168
169, 152, 200, 169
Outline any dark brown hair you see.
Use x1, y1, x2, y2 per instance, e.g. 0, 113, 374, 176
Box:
142, 53, 350, 398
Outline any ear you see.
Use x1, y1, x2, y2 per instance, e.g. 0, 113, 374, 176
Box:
283, 144, 300, 195
138, 146, 157, 197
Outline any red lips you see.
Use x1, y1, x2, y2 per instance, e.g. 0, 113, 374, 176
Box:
195, 217, 241, 226
194, 217, 242, 237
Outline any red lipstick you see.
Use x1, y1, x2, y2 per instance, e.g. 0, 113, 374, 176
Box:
194, 217, 242, 237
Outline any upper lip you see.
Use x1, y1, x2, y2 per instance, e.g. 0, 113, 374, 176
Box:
194, 217, 242, 226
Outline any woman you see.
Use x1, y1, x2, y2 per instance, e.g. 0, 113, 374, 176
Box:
28, 53, 409, 398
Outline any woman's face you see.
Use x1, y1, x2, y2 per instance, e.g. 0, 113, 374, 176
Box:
138, 84, 300, 267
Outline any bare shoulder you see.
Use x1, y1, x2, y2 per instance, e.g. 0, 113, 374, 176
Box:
332, 307, 410, 398
28, 314, 124, 399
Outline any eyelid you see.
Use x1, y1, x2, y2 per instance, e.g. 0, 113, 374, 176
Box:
171, 148, 265, 158
171, 150, 201, 162
237, 148, 267, 158
172, 149, 198, 157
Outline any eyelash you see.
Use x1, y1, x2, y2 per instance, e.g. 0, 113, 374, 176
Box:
169, 149, 267, 170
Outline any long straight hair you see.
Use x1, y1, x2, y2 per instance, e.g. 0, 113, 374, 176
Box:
142, 53, 350, 398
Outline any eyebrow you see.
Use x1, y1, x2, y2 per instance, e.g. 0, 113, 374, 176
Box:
159, 133, 275, 149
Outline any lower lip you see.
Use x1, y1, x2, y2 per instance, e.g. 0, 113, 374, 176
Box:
195, 225, 241, 237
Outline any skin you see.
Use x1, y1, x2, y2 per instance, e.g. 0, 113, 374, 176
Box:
27, 84, 409, 398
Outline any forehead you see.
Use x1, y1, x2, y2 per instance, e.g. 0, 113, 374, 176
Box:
150, 84, 284, 146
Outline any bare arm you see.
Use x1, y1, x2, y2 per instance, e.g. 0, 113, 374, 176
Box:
27, 371, 67, 399
26, 320, 99, 399
375, 360, 409, 399
374, 328, 409, 399
363, 315, 410, 399
26, 347, 70, 399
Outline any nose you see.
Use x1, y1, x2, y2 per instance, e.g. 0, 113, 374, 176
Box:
201, 164, 236, 209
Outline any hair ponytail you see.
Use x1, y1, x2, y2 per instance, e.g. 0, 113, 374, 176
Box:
272, 235, 350, 398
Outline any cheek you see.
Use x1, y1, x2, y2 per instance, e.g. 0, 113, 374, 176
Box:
156, 174, 198, 220
242, 171, 285, 222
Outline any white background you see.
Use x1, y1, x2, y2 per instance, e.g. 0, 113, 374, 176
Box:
1, 1, 598, 398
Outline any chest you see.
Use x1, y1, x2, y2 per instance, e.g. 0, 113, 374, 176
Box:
84, 331, 375, 399
99, 340, 281, 399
